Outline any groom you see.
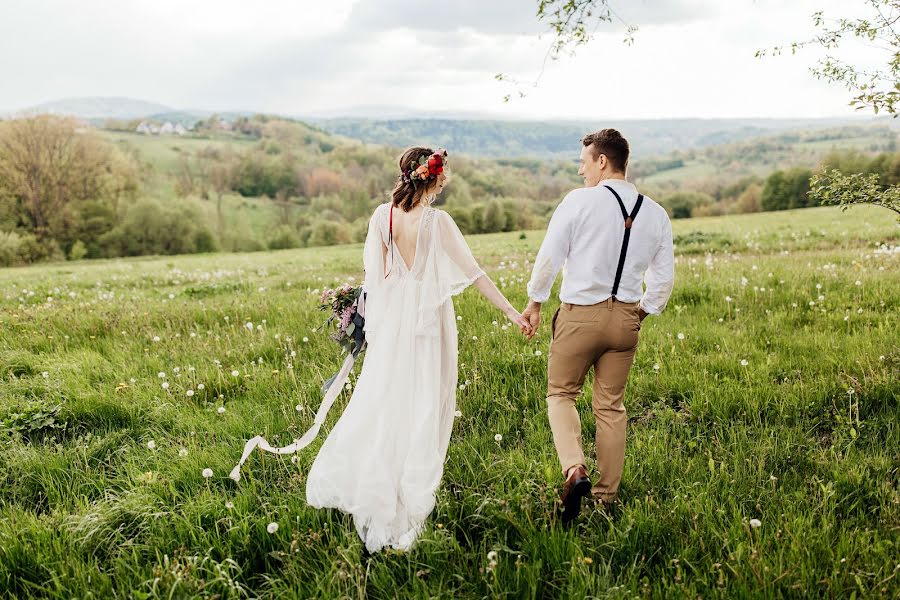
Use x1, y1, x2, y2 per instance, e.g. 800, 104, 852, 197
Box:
522, 128, 675, 524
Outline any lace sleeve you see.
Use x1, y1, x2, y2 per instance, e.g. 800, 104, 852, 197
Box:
415, 210, 486, 336
363, 204, 388, 293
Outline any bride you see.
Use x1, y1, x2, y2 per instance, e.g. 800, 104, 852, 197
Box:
302, 147, 530, 553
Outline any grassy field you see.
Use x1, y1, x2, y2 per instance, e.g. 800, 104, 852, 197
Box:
0, 205, 898, 598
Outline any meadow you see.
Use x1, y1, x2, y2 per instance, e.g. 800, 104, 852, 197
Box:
0, 205, 897, 598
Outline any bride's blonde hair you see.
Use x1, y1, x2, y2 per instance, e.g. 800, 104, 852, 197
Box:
391, 147, 443, 212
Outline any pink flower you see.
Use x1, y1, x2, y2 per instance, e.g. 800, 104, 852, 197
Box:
339, 307, 354, 329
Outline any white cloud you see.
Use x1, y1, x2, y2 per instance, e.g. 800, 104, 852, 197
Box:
0, 0, 879, 118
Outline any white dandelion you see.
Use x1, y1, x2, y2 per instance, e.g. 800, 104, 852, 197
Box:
186, 389, 194, 397
231, 370, 239, 377
161, 382, 169, 390
749, 518, 761, 529
217, 406, 226, 414
494, 434, 503, 442
267, 522, 279, 534
677, 332, 685, 340
157, 372, 166, 379
454, 410, 462, 418
740, 359, 749, 367
202, 468, 213, 478
178, 448, 188, 457
147, 440, 156, 450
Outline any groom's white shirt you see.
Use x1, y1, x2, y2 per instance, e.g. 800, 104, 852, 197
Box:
527, 178, 675, 315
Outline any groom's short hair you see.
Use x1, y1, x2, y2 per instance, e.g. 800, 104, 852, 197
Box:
582, 129, 629, 173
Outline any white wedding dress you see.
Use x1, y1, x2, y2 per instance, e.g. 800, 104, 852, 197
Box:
304, 202, 485, 553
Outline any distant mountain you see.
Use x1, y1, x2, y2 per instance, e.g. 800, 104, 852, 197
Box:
16, 97, 174, 120
314, 117, 895, 159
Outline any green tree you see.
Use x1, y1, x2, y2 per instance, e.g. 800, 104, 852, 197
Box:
482, 199, 508, 233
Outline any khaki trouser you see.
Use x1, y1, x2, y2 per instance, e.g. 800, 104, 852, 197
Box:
546, 298, 641, 502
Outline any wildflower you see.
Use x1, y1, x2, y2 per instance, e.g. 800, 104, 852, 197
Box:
653, 363, 660, 372
472, 336, 478, 341
179, 448, 188, 457
494, 434, 503, 442
487, 551, 498, 561
454, 410, 462, 418
162, 382, 169, 390
267, 522, 279, 534
535, 350, 542, 356
740, 359, 748, 367
457, 316, 462, 321
296, 404, 304, 412
186, 389, 194, 397
147, 440, 156, 450
202, 468, 213, 478
302, 337, 309, 343
245, 322, 253, 331
749, 518, 761, 529
225, 501, 234, 509
725, 296, 732, 303
231, 370, 239, 377
677, 332, 685, 340
153, 336, 161, 342
855, 280, 862, 286
197, 384, 205, 390
41, 371, 49, 378
158, 372, 166, 378
217, 406, 226, 414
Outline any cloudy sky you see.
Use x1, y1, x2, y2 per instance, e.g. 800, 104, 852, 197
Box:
0, 0, 882, 119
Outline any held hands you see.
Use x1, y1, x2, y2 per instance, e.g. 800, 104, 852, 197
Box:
521, 301, 542, 341
506, 307, 534, 338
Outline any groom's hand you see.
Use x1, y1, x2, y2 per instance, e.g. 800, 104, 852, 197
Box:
522, 301, 542, 340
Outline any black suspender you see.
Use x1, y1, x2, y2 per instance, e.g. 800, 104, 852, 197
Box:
603, 185, 644, 299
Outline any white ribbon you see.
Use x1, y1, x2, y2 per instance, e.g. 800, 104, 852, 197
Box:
229, 351, 357, 482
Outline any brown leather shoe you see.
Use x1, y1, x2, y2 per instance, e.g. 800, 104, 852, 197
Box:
559, 466, 591, 525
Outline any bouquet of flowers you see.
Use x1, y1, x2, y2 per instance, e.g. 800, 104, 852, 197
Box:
318, 284, 366, 359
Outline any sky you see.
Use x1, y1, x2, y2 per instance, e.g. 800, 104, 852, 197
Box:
0, 0, 884, 120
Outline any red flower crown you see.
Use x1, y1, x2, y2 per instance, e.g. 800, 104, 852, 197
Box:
401, 149, 448, 186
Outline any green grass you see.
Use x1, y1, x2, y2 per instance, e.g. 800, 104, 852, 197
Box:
0, 205, 898, 598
